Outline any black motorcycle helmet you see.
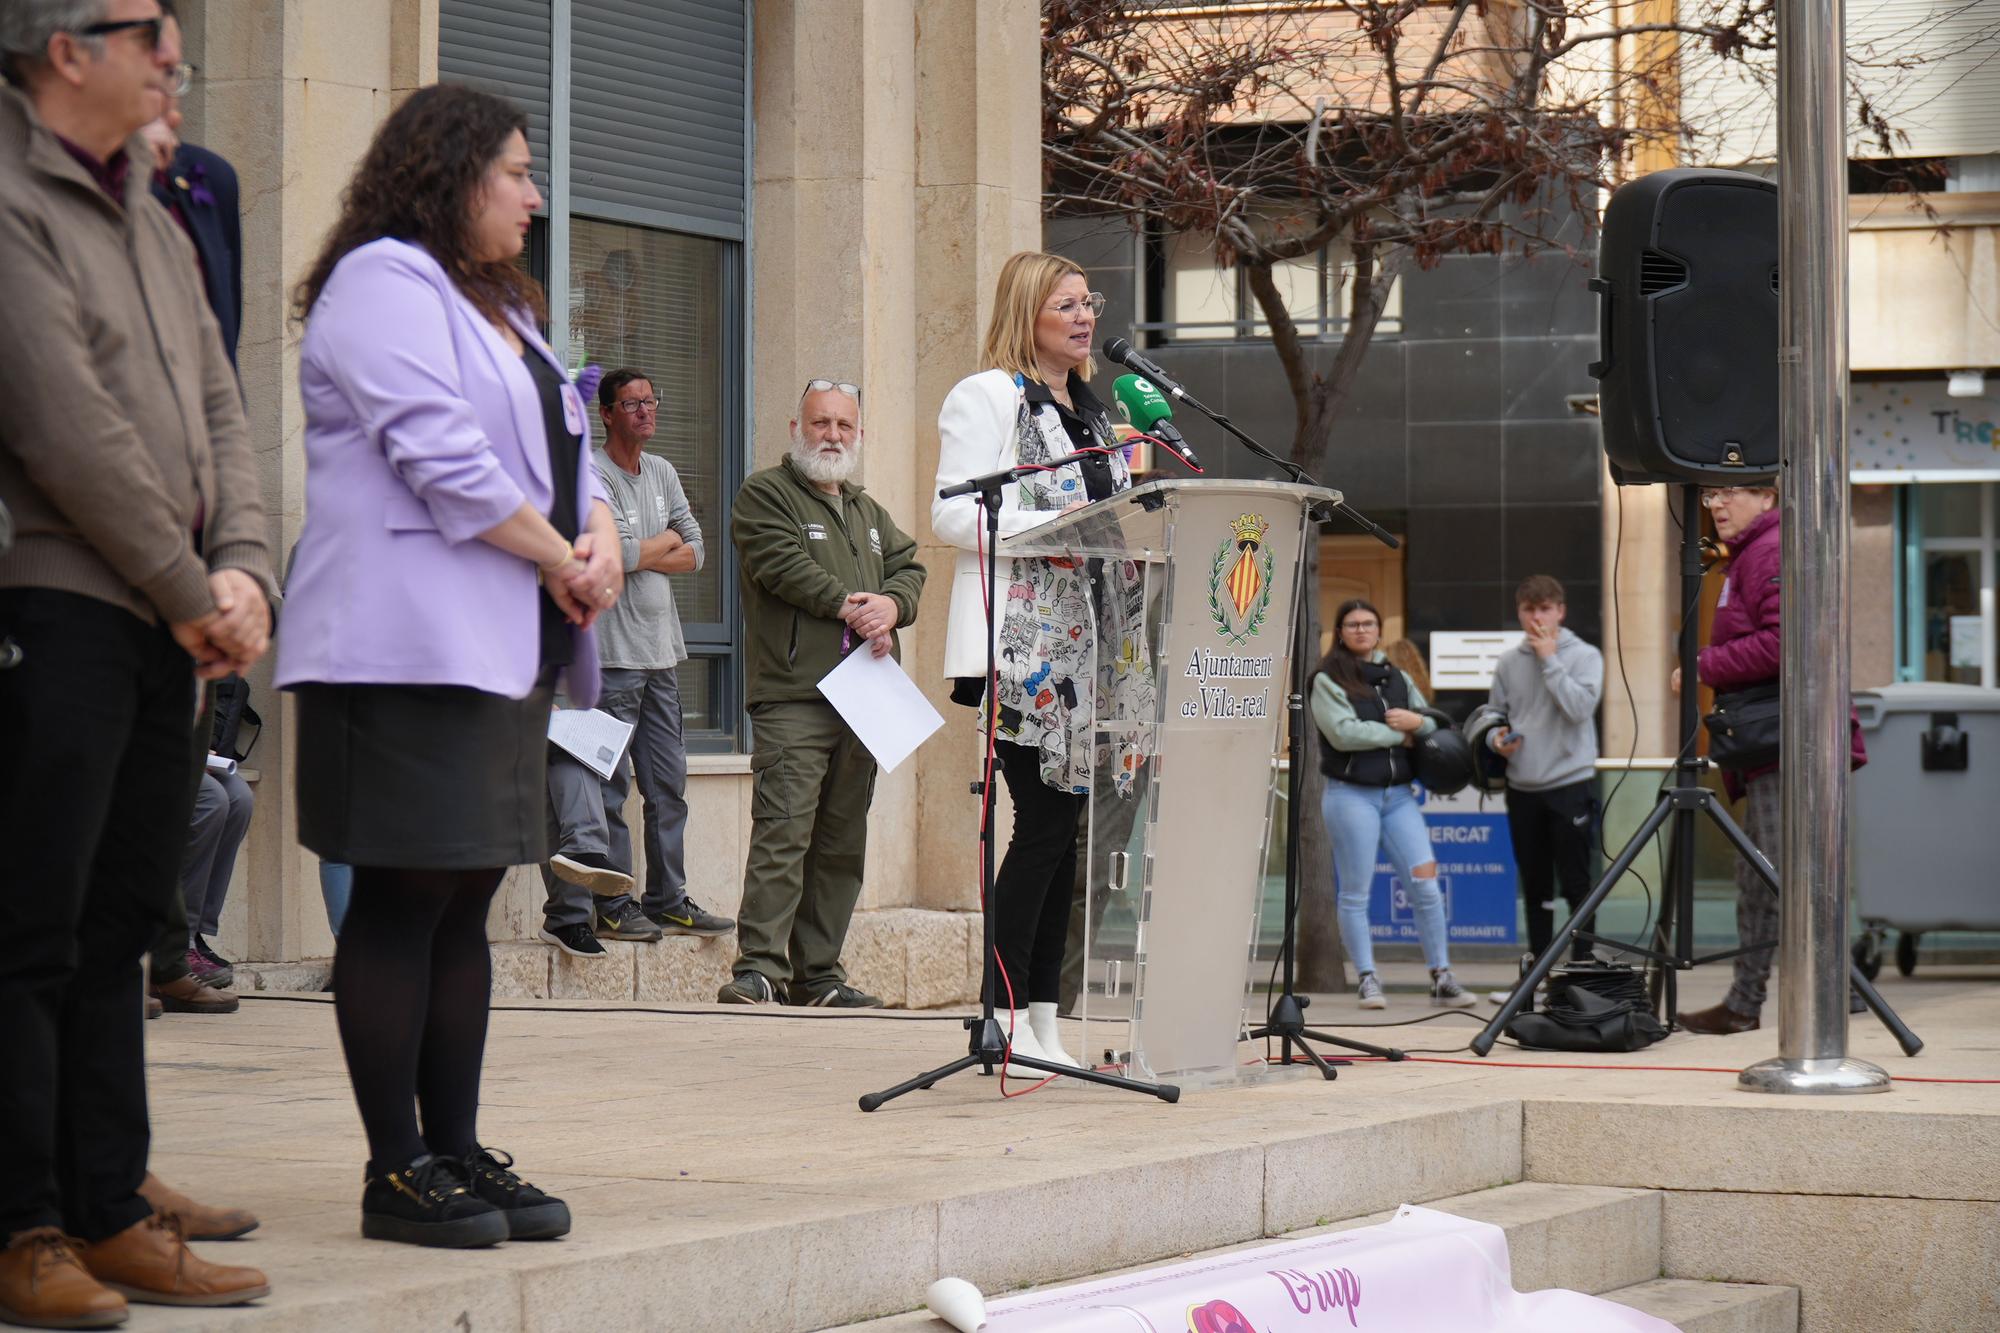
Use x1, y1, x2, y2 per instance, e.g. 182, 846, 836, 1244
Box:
1411, 708, 1475, 797
1464, 703, 1511, 795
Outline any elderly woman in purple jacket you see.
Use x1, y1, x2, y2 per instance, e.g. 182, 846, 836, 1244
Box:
276, 86, 619, 1248
1673, 484, 1865, 1035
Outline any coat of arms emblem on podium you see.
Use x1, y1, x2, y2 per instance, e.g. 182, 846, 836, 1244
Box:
1208, 512, 1274, 645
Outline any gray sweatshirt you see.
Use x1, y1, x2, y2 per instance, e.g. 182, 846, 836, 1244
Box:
592, 448, 704, 670
1485, 628, 1603, 791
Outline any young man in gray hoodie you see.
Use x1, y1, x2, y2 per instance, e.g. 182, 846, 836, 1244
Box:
1486, 575, 1605, 969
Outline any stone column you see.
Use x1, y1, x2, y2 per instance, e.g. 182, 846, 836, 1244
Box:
909, 0, 1043, 912
179, 0, 437, 966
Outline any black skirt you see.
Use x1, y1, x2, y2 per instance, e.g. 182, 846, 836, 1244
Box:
293, 676, 555, 869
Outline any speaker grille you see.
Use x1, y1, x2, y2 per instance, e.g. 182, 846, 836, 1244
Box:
1640, 250, 1689, 294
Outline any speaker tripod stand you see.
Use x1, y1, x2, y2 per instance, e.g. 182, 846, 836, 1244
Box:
1471, 484, 1922, 1059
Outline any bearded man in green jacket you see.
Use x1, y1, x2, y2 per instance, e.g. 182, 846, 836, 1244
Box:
721, 380, 927, 1007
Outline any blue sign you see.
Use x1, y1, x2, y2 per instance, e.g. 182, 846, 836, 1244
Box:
1366, 788, 1518, 944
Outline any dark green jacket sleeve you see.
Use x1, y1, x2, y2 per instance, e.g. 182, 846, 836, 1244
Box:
730, 475, 848, 619
874, 504, 927, 626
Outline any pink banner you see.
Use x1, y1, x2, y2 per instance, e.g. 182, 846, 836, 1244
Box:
981, 1206, 1675, 1332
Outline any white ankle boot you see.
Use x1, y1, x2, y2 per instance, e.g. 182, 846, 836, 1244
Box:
995, 1010, 1048, 1076
1028, 1002, 1080, 1067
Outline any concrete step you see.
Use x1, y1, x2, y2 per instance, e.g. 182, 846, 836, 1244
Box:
1607, 1277, 1800, 1333
836, 1180, 1665, 1329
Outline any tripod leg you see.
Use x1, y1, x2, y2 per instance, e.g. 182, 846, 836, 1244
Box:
1285, 1036, 1339, 1081
1472, 793, 1678, 1056
1696, 797, 1923, 1056
860, 1054, 984, 1112
1848, 961, 1924, 1057
1298, 1027, 1403, 1061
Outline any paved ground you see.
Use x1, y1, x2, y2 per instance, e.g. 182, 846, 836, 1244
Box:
131, 961, 1997, 1330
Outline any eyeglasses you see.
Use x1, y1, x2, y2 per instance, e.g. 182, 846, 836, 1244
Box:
802, 378, 861, 401
1699, 486, 1765, 508
166, 61, 194, 95
79, 17, 166, 49
1045, 293, 1107, 321
1341, 620, 1381, 633
612, 397, 659, 415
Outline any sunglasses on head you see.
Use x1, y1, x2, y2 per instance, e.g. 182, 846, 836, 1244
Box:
802, 378, 860, 401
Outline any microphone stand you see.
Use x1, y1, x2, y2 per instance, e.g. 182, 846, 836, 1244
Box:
1136, 370, 1407, 1076
860, 463, 1181, 1112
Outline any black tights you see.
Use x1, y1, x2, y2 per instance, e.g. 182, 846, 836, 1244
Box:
990, 741, 1084, 1007
333, 866, 504, 1172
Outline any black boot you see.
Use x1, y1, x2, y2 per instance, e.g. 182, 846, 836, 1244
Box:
461, 1147, 571, 1240
360, 1153, 509, 1248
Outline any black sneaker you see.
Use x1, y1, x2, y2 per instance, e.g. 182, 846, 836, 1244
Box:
717, 971, 778, 1004
538, 923, 607, 959
595, 903, 663, 942
646, 898, 735, 938
791, 981, 884, 1009
460, 1147, 570, 1240
548, 851, 635, 897
194, 934, 232, 970
360, 1153, 508, 1248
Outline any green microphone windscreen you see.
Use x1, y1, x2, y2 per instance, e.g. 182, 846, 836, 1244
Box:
1113, 373, 1174, 432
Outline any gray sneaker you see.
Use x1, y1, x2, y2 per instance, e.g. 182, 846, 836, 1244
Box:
1356, 971, 1387, 1009
791, 981, 883, 1009
647, 899, 735, 938
717, 971, 778, 1005
594, 903, 663, 942
1430, 968, 1478, 1009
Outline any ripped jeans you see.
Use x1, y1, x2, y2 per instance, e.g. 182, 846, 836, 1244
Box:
1322, 778, 1450, 977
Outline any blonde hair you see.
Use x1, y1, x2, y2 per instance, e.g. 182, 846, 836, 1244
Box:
981, 251, 1096, 384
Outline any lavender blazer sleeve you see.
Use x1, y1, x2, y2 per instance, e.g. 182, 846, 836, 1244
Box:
275, 238, 602, 707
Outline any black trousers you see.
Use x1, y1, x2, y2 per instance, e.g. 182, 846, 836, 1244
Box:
1506, 779, 1601, 961
0, 590, 199, 1240
990, 741, 1085, 1008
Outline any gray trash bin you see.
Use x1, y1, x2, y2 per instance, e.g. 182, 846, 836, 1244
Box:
1851, 682, 2000, 978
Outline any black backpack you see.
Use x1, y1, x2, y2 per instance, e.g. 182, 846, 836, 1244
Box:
1504, 962, 1668, 1053
209, 675, 262, 763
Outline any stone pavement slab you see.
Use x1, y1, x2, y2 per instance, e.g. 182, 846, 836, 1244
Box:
125, 968, 1997, 1331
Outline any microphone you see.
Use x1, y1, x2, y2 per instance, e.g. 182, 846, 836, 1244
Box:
1112, 373, 1202, 470
1102, 338, 1188, 399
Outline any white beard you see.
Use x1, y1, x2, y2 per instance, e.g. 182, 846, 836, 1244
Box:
792, 438, 859, 485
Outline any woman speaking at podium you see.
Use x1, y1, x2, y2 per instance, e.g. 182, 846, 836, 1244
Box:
932, 251, 1140, 1071
1313, 599, 1478, 1012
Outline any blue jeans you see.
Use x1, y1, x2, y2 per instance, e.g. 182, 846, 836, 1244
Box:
1321, 779, 1451, 976
319, 861, 352, 937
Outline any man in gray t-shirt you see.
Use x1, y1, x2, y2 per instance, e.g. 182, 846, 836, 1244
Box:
540, 369, 734, 958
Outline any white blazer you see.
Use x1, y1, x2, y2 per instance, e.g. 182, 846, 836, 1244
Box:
932, 368, 1065, 679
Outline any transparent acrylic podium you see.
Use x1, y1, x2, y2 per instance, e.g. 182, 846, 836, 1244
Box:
998, 478, 1340, 1091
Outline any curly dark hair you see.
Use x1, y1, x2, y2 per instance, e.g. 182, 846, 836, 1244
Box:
293, 84, 545, 326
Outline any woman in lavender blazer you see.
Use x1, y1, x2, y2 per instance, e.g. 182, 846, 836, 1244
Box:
276, 86, 620, 1250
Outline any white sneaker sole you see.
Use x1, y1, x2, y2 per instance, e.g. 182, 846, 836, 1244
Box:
1358, 995, 1388, 1010
548, 854, 635, 897
1432, 993, 1479, 1009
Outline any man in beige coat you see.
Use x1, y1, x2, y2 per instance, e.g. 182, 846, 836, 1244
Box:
0, 2, 275, 1324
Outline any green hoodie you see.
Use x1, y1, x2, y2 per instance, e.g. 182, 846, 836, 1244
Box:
731, 456, 927, 704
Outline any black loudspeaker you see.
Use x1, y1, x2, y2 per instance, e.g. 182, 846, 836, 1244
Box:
1590, 169, 1780, 485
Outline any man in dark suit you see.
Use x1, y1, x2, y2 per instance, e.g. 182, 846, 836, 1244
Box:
137, 87, 245, 1019
140, 89, 240, 363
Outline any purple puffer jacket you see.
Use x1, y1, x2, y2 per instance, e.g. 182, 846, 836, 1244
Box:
1697, 507, 1866, 798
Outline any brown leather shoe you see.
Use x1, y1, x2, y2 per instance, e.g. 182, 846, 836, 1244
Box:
75, 1215, 268, 1308
148, 975, 238, 1015
144, 996, 163, 1021
1676, 1001, 1760, 1035
0, 1226, 128, 1329
136, 1176, 258, 1242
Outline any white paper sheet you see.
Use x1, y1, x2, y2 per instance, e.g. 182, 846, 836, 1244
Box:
815, 647, 946, 773
547, 708, 636, 781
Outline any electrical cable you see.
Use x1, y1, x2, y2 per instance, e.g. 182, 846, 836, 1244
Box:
1265, 1052, 1999, 1083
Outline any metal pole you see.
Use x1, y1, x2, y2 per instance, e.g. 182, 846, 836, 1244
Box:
1739, 0, 1890, 1094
